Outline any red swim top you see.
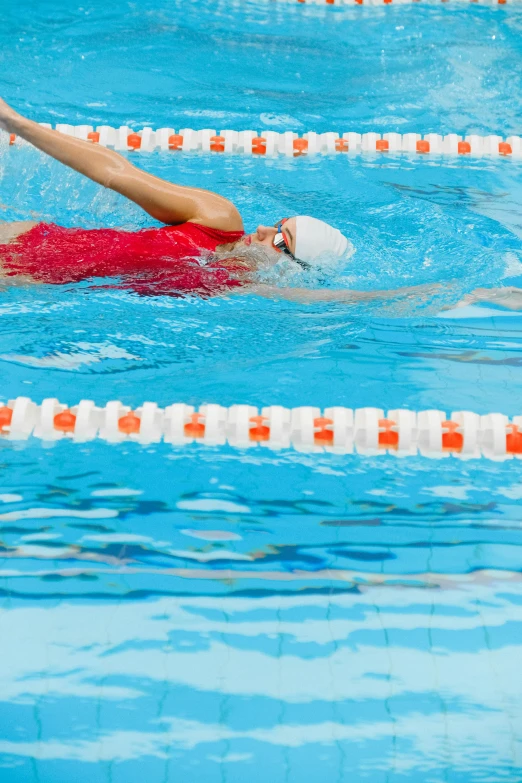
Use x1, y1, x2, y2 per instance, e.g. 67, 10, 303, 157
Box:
0, 222, 246, 297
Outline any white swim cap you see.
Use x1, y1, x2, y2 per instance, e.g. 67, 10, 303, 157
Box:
294, 216, 349, 264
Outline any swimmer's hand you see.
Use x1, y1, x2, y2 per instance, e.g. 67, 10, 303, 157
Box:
457, 286, 522, 311
0, 97, 20, 134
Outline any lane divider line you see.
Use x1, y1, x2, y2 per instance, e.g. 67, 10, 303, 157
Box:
5, 125, 522, 158
0, 397, 521, 460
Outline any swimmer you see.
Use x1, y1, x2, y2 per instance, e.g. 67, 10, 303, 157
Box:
0, 96, 519, 308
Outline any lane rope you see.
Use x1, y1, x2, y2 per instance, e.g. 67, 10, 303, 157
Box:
5, 125, 522, 159
266, 0, 521, 5
1, 397, 521, 460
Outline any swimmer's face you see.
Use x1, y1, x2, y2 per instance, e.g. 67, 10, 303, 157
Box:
242, 217, 297, 258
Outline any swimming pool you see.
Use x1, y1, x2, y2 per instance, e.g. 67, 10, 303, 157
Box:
1, 0, 522, 780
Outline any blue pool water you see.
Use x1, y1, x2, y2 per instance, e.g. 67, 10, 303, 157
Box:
1, 0, 522, 780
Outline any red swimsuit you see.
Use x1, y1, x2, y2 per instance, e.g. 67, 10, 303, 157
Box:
0, 222, 246, 297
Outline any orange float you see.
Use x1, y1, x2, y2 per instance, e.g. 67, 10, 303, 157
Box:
127, 133, 141, 150
118, 412, 141, 434
249, 416, 271, 442
378, 419, 399, 449
184, 412, 206, 438
313, 417, 334, 446
335, 138, 349, 152
168, 134, 184, 151
210, 135, 225, 152
0, 407, 13, 429
499, 142, 512, 156
54, 410, 77, 433
252, 137, 267, 155
293, 138, 308, 157
376, 139, 389, 152
416, 140, 430, 154
87, 131, 100, 143
441, 421, 463, 452
506, 424, 522, 455
458, 141, 471, 155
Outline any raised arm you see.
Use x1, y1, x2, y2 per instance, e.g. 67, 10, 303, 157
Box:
0, 98, 243, 231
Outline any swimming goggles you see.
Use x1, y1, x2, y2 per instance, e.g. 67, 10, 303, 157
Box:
272, 219, 294, 258
272, 219, 310, 270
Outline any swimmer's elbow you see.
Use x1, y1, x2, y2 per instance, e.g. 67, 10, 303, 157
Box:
101, 158, 135, 192
194, 203, 244, 232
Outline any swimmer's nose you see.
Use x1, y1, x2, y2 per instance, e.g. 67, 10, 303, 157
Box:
256, 225, 277, 243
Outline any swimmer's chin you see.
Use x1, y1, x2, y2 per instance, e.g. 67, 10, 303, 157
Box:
217, 241, 279, 268
217, 234, 253, 252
